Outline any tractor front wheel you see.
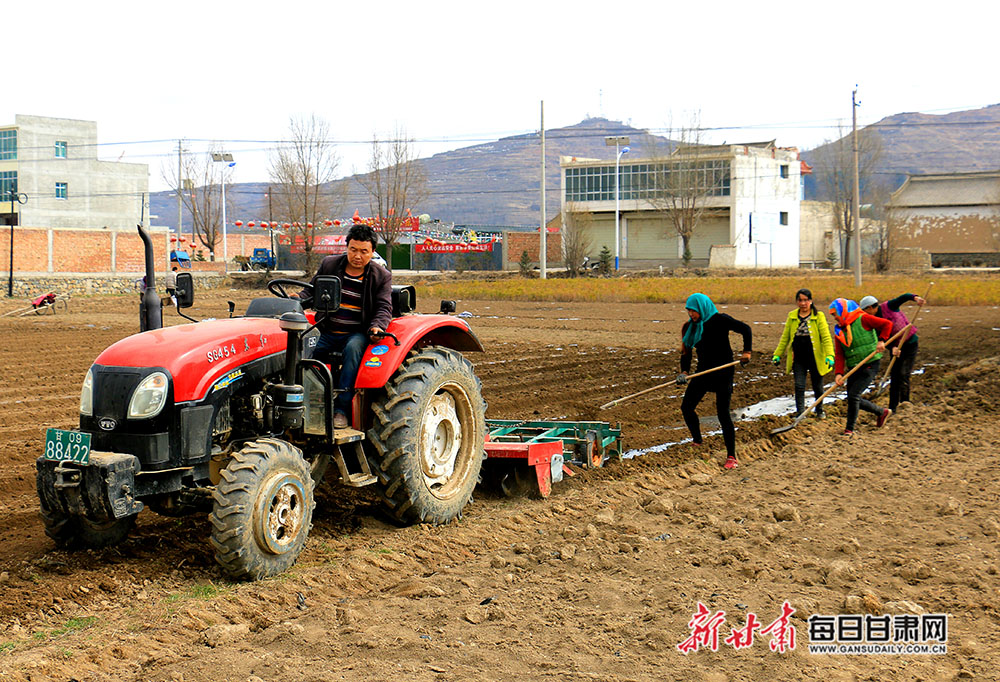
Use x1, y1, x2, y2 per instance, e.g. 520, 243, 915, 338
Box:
210, 438, 315, 580
368, 346, 486, 525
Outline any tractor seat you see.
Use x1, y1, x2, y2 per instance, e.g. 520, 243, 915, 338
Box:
245, 298, 304, 318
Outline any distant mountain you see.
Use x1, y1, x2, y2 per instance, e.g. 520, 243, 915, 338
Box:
803, 103, 1000, 199
150, 107, 1000, 229
150, 118, 668, 230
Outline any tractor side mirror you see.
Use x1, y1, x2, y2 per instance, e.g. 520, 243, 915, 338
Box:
439, 299, 457, 314
227, 301, 236, 318
313, 276, 341, 313
175, 272, 195, 308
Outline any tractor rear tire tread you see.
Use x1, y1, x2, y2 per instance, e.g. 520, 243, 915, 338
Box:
367, 346, 486, 526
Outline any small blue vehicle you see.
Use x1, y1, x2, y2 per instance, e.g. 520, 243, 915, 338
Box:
248, 248, 277, 270
170, 250, 192, 269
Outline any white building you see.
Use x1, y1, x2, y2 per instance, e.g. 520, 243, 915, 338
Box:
0, 115, 148, 230
560, 141, 804, 268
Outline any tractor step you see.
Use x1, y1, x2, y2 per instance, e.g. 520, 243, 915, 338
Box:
331, 440, 377, 487
333, 427, 365, 444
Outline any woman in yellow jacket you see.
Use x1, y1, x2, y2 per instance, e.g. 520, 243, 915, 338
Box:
772, 288, 835, 418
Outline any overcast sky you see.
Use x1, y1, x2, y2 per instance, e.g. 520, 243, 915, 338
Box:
4, 0, 997, 193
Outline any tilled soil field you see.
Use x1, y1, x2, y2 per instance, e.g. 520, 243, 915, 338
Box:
0, 287, 998, 681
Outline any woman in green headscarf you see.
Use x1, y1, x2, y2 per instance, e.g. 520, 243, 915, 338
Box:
677, 293, 752, 470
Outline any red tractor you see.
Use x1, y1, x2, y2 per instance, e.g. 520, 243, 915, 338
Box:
37, 227, 486, 579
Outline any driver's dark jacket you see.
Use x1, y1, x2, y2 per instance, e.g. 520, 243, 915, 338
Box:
309, 254, 393, 335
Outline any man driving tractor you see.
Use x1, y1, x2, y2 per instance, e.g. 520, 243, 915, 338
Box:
301, 224, 393, 429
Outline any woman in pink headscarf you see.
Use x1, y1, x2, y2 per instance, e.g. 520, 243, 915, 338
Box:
829, 298, 892, 436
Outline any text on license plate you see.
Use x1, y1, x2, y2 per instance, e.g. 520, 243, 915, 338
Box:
44, 428, 91, 464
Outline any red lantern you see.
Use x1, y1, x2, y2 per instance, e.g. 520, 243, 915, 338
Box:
307, 222, 313, 228
283, 223, 290, 229
248, 221, 255, 227
270, 221, 278, 228
324, 219, 332, 226
333, 219, 341, 226
234, 220, 243, 227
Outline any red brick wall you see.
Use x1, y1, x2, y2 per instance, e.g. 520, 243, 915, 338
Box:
506, 232, 562, 268
2, 228, 272, 275
115, 233, 147, 273
53, 230, 114, 272
4, 228, 49, 272
186, 234, 271, 263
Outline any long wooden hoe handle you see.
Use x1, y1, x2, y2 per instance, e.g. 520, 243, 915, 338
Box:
599, 360, 741, 410
772, 322, 913, 434
872, 282, 933, 399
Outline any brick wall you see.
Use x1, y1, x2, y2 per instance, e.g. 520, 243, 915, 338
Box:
505, 232, 562, 269
2, 227, 271, 275
53, 230, 113, 272
4, 228, 49, 272
889, 247, 931, 272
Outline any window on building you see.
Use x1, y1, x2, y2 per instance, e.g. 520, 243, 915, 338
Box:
0, 171, 16, 198
780, 211, 789, 226
0, 130, 16, 160
780, 164, 789, 179
564, 159, 731, 203
55, 141, 67, 158
56, 182, 68, 200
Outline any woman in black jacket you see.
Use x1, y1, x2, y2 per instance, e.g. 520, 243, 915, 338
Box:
677, 293, 752, 470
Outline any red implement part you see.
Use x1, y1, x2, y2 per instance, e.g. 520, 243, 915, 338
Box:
484, 440, 562, 498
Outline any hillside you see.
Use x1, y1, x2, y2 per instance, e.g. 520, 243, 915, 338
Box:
150, 118, 667, 230
150, 105, 1000, 229
802, 103, 1000, 199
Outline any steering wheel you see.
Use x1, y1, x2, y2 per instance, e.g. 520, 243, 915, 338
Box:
267, 278, 312, 300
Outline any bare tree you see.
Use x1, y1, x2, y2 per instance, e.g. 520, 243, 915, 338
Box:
644, 119, 728, 266
866, 179, 895, 272
356, 127, 427, 269
810, 124, 883, 269
268, 115, 343, 275
162, 146, 231, 261
561, 210, 592, 276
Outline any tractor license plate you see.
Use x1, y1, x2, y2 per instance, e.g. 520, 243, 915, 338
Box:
43, 428, 92, 464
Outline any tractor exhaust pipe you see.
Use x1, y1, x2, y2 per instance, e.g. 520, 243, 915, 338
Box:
137, 225, 162, 331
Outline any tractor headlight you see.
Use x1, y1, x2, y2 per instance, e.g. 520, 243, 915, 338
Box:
128, 372, 169, 419
80, 367, 94, 416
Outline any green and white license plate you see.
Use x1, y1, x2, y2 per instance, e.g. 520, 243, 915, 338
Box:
44, 428, 92, 464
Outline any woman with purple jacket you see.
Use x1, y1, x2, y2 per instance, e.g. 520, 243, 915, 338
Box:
860, 293, 925, 411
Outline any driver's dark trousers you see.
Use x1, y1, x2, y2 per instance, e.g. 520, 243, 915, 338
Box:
312, 332, 367, 416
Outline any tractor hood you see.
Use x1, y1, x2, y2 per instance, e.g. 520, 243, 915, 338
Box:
94, 318, 288, 402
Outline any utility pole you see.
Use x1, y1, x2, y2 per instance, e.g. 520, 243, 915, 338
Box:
7, 188, 26, 297
268, 186, 277, 269
539, 100, 547, 279
176, 140, 183, 245
852, 87, 862, 287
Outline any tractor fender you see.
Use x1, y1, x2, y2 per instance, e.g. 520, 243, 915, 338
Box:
354, 314, 483, 389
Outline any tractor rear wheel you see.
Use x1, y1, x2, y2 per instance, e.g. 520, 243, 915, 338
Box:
368, 346, 486, 525
210, 438, 314, 580
40, 508, 136, 549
